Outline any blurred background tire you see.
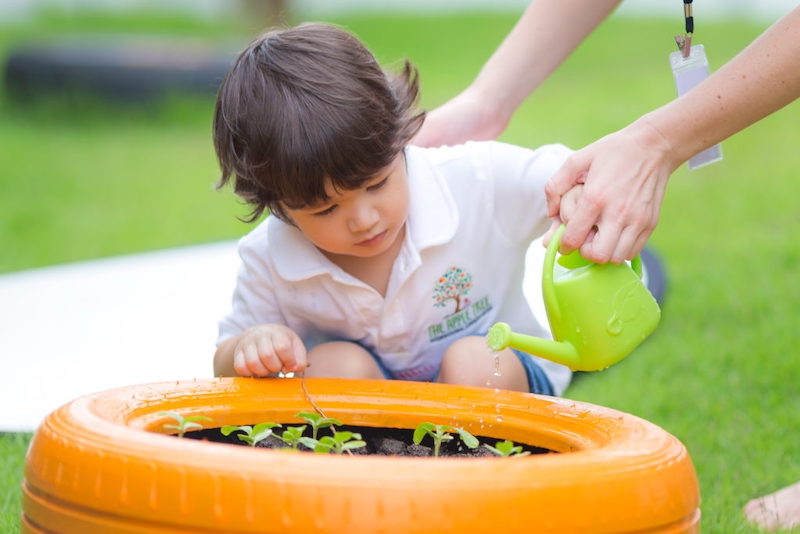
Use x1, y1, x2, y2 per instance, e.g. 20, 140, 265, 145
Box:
3, 38, 237, 104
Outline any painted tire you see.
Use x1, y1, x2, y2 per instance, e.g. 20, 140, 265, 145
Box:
22, 378, 699, 533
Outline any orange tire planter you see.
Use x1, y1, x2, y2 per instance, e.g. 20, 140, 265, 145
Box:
22, 378, 700, 533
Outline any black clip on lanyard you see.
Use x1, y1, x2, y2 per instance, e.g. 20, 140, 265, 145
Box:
675, 0, 693, 58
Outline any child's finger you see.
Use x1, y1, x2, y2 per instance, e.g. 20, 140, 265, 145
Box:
248, 344, 275, 376
232, 350, 253, 377
288, 335, 308, 372
545, 154, 587, 218
541, 219, 562, 248
235, 345, 269, 377
559, 184, 583, 223
269, 330, 298, 372
255, 338, 283, 374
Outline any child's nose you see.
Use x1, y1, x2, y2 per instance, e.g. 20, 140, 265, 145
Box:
348, 201, 379, 233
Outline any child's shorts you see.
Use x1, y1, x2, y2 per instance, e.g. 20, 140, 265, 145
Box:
351, 341, 554, 396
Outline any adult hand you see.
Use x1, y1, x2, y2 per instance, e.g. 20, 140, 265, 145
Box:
544, 118, 678, 263
412, 88, 509, 147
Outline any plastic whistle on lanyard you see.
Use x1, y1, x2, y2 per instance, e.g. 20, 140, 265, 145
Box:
669, 0, 723, 170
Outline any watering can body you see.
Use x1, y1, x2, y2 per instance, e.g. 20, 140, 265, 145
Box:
488, 225, 660, 371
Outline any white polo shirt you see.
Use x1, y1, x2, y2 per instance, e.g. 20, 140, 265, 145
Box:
218, 141, 573, 395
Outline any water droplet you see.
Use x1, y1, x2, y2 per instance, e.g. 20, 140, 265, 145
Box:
489, 349, 502, 377
606, 314, 623, 335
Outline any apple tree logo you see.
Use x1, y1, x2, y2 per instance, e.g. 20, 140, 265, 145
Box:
432, 266, 473, 315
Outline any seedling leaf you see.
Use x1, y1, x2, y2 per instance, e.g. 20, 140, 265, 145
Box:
158, 411, 212, 437
484, 440, 531, 457
295, 411, 343, 440
221, 423, 281, 447
221, 425, 249, 437
413, 422, 435, 445
455, 428, 479, 449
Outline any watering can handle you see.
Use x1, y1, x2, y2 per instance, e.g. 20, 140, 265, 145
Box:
631, 254, 643, 278
542, 224, 565, 325
543, 224, 645, 323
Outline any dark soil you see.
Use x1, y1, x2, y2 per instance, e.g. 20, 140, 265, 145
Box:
186, 424, 552, 458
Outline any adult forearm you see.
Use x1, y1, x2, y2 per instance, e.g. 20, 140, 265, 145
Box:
644, 6, 800, 166
471, 0, 622, 120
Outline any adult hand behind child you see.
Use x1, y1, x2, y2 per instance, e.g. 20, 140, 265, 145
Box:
412, 88, 509, 147
231, 324, 308, 377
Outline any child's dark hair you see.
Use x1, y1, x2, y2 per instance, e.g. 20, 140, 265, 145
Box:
213, 22, 425, 222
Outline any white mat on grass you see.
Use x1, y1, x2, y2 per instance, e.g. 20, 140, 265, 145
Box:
0, 240, 550, 432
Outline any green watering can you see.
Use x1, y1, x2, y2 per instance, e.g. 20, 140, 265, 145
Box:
488, 224, 661, 371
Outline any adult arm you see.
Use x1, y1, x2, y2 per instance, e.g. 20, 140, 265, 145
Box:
546, 6, 800, 263
413, 0, 622, 147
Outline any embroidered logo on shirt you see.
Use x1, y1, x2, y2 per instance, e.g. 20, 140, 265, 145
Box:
428, 267, 492, 342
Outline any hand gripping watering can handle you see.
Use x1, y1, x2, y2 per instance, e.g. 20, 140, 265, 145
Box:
544, 224, 644, 325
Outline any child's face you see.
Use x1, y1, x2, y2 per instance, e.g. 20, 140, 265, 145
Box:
283, 153, 409, 260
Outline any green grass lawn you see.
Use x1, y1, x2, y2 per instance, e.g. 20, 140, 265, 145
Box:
2, 7, 799, 533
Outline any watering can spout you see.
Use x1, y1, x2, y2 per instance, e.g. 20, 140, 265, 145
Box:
487, 322, 582, 370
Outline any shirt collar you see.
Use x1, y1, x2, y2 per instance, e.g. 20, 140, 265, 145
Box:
269, 221, 333, 282
404, 145, 459, 250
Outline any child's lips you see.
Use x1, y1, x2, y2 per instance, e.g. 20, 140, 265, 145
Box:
357, 230, 387, 247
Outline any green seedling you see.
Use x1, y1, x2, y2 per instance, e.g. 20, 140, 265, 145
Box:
276, 425, 307, 449
483, 439, 531, 457
221, 423, 282, 447
158, 411, 212, 438
302, 431, 366, 454
295, 411, 342, 440
413, 422, 479, 457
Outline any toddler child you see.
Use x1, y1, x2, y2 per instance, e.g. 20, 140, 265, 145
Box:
213, 22, 575, 395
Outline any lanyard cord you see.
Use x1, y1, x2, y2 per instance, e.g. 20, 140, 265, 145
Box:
684, 0, 694, 35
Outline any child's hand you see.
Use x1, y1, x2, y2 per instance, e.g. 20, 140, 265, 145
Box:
558, 183, 582, 224
232, 324, 308, 377
542, 184, 596, 254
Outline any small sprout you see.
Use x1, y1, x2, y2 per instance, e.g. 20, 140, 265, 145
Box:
158, 411, 212, 438
297, 436, 321, 451
221, 423, 282, 447
295, 411, 342, 440
308, 431, 366, 454
413, 422, 478, 457
483, 440, 531, 457
276, 425, 307, 449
